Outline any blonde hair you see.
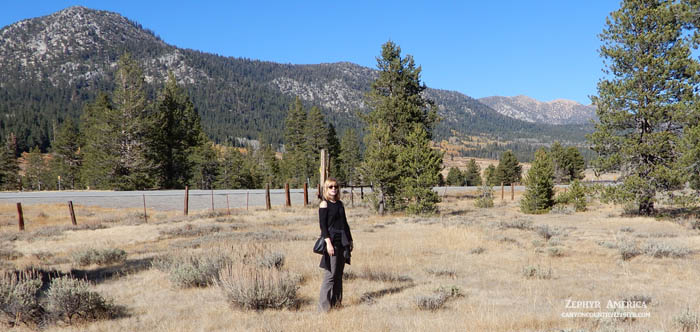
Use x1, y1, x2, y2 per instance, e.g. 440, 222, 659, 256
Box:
322, 178, 341, 202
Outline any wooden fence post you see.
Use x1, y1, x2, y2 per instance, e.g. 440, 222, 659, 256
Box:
285, 183, 291, 207
265, 184, 271, 210
303, 183, 308, 207
17, 202, 24, 231
68, 201, 77, 226
511, 183, 515, 201
361, 186, 364, 200
142, 194, 148, 223
184, 186, 189, 216
246, 191, 249, 210
210, 188, 214, 211
501, 182, 504, 200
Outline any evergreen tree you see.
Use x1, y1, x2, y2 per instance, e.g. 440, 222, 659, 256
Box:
565, 147, 585, 182
464, 159, 482, 186
361, 41, 439, 214
51, 118, 82, 189
80, 93, 117, 189
111, 53, 157, 190
305, 105, 328, 186
445, 167, 463, 186
24, 147, 47, 190
484, 164, 498, 186
339, 128, 362, 186
521, 149, 555, 214
398, 124, 442, 214
189, 135, 219, 189
327, 123, 342, 181
0, 134, 19, 190
495, 150, 522, 185
589, 0, 700, 214
281, 97, 308, 187
549, 142, 570, 184
217, 147, 247, 189
151, 72, 204, 189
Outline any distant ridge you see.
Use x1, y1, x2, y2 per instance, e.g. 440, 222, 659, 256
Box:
478, 95, 597, 125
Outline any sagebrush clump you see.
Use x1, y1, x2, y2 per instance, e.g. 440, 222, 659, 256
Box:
0, 270, 43, 327
152, 251, 231, 288
72, 248, 127, 266
216, 245, 298, 310
46, 276, 119, 324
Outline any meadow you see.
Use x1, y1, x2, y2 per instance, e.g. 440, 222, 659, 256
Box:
1, 189, 699, 332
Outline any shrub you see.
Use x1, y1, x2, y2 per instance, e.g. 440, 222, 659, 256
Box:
217, 263, 299, 310
534, 224, 559, 241
72, 248, 127, 266
469, 247, 486, 255
642, 241, 690, 258
617, 240, 641, 261
521, 265, 552, 279
547, 247, 564, 257
152, 251, 231, 288
256, 252, 285, 270
497, 219, 533, 230
474, 183, 494, 208
426, 268, 457, 278
673, 307, 699, 332
415, 285, 463, 311
0, 270, 43, 326
45, 276, 117, 324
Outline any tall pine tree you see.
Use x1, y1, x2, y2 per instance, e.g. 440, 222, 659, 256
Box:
589, 0, 700, 214
361, 41, 440, 214
521, 149, 555, 214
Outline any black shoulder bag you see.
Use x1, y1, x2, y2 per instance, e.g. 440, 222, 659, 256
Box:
313, 236, 326, 255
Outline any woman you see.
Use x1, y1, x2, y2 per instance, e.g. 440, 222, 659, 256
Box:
318, 178, 353, 312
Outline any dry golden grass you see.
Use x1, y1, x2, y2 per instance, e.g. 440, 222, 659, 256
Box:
2, 193, 700, 331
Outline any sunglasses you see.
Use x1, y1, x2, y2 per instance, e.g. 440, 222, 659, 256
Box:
328, 185, 338, 189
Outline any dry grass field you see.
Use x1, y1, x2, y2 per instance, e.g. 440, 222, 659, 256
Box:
1, 189, 700, 332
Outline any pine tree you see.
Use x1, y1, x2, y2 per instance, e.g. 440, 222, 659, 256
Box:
589, 0, 700, 215
151, 72, 204, 189
189, 135, 219, 189
464, 159, 482, 186
80, 93, 118, 189
305, 105, 328, 186
0, 134, 19, 190
520, 149, 555, 214
565, 147, 585, 182
217, 147, 247, 189
446, 167, 463, 186
327, 123, 342, 181
549, 142, 570, 184
51, 118, 82, 189
484, 164, 498, 186
361, 41, 440, 214
339, 128, 362, 186
495, 150, 522, 185
24, 147, 47, 190
398, 124, 442, 214
281, 98, 309, 187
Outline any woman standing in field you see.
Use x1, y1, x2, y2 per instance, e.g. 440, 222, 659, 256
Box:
318, 178, 353, 311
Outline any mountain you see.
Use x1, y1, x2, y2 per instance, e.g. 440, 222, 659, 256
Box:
478, 95, 597, 125
0, 6, 592, 160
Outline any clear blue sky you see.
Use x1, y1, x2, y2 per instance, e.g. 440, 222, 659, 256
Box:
2, 1, 621, 105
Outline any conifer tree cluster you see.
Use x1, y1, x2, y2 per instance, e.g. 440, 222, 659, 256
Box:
494, 151, 522, 185
360, 41, 443, 214
520, 149, 555, 214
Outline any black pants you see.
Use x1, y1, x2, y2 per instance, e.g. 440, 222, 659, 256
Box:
319, 244, 345, 312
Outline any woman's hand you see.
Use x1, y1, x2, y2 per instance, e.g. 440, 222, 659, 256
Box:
325, 238, 334, 256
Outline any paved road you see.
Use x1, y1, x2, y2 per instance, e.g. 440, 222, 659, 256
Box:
0, 184, 587, 211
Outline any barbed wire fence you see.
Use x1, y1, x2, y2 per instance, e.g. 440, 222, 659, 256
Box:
0, 185, 372, 231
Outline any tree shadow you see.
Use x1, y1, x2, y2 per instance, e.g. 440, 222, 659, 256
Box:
69, 257, 156, 284
359, 283, 415, 304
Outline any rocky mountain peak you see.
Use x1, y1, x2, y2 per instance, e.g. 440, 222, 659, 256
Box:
478, 95, 596, 125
